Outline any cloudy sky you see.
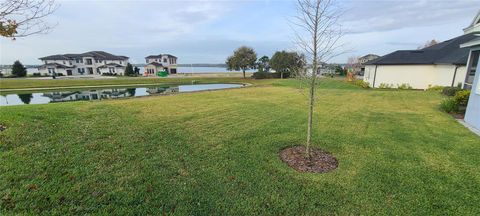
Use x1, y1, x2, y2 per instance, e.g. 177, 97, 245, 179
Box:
0, 0, 478, 65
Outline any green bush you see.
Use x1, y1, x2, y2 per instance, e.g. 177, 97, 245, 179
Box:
378, 83, 393, 89
427, 85, 444, 91
397, 83, 413, 90
353, 80, 370, 88
440, 98, 458, 113
442, 87, 461, 96
453, 90, 471, 107
252, 72, 272, 79
271, 72, 290, 79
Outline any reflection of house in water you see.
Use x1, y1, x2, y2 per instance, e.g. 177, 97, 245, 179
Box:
146, 86, 179, 94
43, 89, 132, 102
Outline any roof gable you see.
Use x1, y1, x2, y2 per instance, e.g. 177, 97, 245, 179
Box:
368, 33, 477, 65
464, 10, 480, 34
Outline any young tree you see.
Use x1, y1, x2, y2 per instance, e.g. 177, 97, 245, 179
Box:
346, 56, 361, 75
124, 63, 134, 76
257, 55, 270, 73
292, 0, 344, 157
226, 46, 257, 78
11, 60, 27, 77
0, 0, 59, 39
134, 66, 140, 75
270, 51, 305, 79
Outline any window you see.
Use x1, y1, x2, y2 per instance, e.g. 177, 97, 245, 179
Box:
163, 58, 167, 63
86, 59, 93, 65
69, 61, 72, 65
48, 68, 55, 74
120, 61, 123, 65
77, 68, 85, 74
63, 61, 66, 64
87, 67, 93, 74
109, 67, 115, 73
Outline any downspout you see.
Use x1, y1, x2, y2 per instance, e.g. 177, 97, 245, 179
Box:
451, 65, 459, 87
372, 65, 378, 88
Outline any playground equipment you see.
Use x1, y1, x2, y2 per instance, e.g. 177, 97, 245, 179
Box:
157, 70, 168, 77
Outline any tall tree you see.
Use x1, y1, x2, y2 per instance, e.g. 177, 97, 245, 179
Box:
18, 93, 32, 104
293, 0, 344, 157
270, 51, 305, 79
257, 55, 270, 73
11, 60, 27, 77
134, 66, 140, 75
124, 63, 134, 76
226, 46, 257, 78
0, 0, 59, 39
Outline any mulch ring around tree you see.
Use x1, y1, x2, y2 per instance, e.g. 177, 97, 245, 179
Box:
280, 146, 338, 173
0, 124, 6, 132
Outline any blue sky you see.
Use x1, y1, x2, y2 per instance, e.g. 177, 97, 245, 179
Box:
0, 0, 478, 65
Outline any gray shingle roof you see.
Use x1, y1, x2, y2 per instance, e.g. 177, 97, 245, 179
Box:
145, 54, 177, 59
367, 33, 479, 65
40, 51, 129, 61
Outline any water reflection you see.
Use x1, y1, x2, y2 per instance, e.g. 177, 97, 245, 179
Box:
1, 84, 242, 106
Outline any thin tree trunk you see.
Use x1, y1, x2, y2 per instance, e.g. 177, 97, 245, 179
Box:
243, 69, 246, 79
281, 72, 284, 79
306, 2, 319, 158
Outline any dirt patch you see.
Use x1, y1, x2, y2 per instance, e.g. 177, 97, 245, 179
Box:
0, 124, 6, 132
280, 146, 338, 173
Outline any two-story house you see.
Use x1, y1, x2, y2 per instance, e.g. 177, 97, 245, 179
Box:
144, 54, 178, 75
38, 51, 129, 76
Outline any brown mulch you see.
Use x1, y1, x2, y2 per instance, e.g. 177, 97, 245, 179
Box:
0, 124, 6, 132
279, 146, 338, 173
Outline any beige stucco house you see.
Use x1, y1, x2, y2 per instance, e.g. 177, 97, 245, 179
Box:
144, 54, 178, 75
363, 11, 480, 89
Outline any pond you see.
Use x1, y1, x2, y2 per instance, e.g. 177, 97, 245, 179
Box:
0, 83, 244, 106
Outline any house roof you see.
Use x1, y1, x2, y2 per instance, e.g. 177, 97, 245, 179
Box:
360, 54, 380, 60
38, 63, 76, 69
367, 33, 478, 66
97, 63, 124, 68
40, 51, 129, 61
145, 54, 177, 59
146, 62, 164, 67
464, 10, 480, 34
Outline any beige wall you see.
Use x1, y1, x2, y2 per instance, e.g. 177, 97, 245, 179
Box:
363, 64, 466, 89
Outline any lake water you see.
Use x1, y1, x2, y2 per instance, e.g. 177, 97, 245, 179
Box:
0, 84, 244, 106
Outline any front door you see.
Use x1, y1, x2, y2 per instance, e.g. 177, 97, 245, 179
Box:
66, 70, 73, 76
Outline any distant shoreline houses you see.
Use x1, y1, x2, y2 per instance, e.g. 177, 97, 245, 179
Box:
38, 51, 130, 76
363, 11, 480, 90
34, 51, 180, 76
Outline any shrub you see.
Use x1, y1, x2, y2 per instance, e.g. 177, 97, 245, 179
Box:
442, 87, 461, 96
353, 80, 370, 88
32, 73, 42, 77
440, 98, 458, 113
378, 83, 393, 89
453, 90, 471, 107
252, 72, 272, 79
427, 85, 444, 91
0, 72, 3, 77
397, 83, 413, 90
271, 72, 291, 79
56, 73, 64, 76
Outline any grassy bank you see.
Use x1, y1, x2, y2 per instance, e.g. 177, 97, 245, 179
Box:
1, 79, 479, 215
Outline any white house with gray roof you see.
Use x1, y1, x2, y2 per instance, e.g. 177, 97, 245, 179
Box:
460, 32, 480, 131
38, 51, 129, 76
363, 11, 480, 89
144, 54, 178, 75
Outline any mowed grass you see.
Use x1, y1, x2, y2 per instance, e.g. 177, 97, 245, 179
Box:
1, 79, 479, 215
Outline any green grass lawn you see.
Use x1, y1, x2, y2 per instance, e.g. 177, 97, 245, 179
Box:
1, 78, 479, 215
